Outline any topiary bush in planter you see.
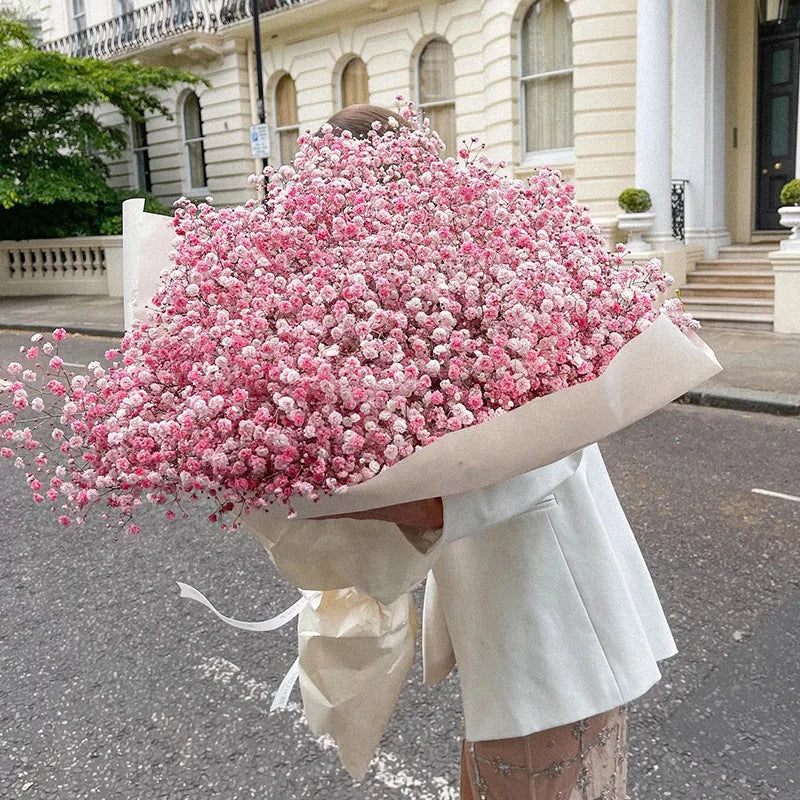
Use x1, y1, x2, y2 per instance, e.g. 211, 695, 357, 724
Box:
617, 188, 652, 214
780, 179, 800, 206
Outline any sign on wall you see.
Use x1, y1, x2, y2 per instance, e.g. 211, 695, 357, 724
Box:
250, 123, 271, 159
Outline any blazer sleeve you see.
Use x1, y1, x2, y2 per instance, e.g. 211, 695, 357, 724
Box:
440, 448, 586, 543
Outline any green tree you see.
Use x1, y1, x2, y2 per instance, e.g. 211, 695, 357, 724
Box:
0, 17, 204, 228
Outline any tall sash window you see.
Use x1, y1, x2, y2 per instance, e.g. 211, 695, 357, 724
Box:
182, 92, 207, 192
340, 57, 369, 108
417, 38, 457, 155
520, 0, 574, 160
274, 74, 300, 165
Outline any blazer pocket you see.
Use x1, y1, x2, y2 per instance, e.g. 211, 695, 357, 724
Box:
529, 494, 557, 512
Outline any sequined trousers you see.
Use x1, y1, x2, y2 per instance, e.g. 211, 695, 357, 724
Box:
460, 706, 628, 800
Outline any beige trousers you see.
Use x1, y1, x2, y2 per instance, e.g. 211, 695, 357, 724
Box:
460, 707, 628, 800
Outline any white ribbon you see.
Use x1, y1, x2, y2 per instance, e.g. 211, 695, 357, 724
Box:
270, 657, 300, 712
177, 581, 305, 710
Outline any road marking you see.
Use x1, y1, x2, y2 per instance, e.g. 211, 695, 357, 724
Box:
751, 488, 800, 503
195, 655, 458, 799
61, 361, 88, 369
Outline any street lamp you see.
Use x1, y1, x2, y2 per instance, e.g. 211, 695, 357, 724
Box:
252, 0, 266, 126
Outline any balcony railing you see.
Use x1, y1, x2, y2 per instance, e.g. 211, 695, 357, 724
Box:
41, 0, 309, 59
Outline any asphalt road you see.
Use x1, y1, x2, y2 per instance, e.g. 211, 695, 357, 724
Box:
0, 330, 798, 799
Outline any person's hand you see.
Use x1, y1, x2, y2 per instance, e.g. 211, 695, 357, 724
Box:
315, 497, 443, 530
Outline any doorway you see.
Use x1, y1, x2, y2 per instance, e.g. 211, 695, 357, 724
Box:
757, 14, 800, 229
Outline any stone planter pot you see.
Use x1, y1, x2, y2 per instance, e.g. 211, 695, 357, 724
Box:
778, 205, 800, 250
616, 211, 655, 254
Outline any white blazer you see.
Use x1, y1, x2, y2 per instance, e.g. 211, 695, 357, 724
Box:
246, 443, 676, 753
422, 443, 676, 742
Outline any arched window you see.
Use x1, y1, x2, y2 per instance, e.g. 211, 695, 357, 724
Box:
340, 57, 369, 108
520, 0, 574, 158
417, 38, 457, 155
131, 119, 151, 193
182, 91, 207, 192
274, 74, 299, 165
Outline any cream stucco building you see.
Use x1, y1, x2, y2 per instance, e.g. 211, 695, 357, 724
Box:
24, 0, 800, 329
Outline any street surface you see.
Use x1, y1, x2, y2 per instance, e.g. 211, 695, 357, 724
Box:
0, 330, 798, 799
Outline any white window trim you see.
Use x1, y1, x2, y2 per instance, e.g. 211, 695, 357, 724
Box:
415, 40, 457, 109
518, 2, 575, 164
273, 124, 300, 165
415, 38, 457, 150
182, 95, 208, 194
272, 75, 300, 165
519, 146, 575, 169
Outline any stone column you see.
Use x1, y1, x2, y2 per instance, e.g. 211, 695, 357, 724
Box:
635, 0, 674, 249
672, 0, 731, 257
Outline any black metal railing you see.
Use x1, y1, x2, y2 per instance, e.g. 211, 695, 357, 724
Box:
671, 179, 688, 241
41, 0, 309, 59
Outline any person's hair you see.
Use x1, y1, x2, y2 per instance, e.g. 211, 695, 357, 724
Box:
324, 104, 402, 138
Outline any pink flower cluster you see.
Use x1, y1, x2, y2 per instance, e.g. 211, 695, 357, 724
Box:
0, 102, 696, 532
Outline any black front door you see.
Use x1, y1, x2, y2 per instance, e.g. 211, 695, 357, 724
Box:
757, 26, 800, 230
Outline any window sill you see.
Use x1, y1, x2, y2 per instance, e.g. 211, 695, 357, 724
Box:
519, 147, 575, 170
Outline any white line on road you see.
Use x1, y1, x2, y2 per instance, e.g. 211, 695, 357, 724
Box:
751, 488, 800, 503
61, 361, 88, 369
195, 655, 458, 800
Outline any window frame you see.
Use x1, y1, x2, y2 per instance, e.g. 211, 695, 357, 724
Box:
181, 91, 208, 194
415, 37, 457, 155
518, 0, 575, 168
273, 73, 300, 166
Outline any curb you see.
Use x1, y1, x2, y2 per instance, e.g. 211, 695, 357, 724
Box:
0, 323, 124, 339
677, 385, 800, 416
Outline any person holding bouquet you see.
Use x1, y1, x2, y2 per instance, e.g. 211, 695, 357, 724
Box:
3, 98, 717, 799
312, 105, 678, 800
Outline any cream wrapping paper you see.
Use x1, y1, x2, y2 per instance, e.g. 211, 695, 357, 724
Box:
123, 199, 722, 781
298, 588, 418, 780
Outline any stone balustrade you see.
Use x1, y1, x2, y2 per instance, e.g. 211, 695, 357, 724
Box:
0, 237, 123, 298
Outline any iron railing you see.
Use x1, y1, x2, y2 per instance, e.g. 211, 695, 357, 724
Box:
671, 179, 688, 241
41, 0, 309, 59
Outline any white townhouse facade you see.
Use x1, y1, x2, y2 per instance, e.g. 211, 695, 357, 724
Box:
20, 0, 800, 329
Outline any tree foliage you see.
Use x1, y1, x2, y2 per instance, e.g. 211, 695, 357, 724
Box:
0, 17, 204, 212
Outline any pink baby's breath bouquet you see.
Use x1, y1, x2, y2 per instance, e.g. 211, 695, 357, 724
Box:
1, 101, 714, 536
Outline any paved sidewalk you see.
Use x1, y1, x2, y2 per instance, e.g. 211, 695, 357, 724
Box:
0, 295, 798, 415
0, 295, 123, 338
682, 326, 800, 416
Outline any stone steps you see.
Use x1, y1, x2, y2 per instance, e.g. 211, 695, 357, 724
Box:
716, 243, 780, 260
687, 270, 774, 285
681, 244, 775, 329
692, 258, 773, 272
679, 283, 774, 299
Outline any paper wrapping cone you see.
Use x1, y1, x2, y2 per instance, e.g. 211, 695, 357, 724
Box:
251, 517, 440, 606
298, 588, 418, 781
121, 198, 175, 331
